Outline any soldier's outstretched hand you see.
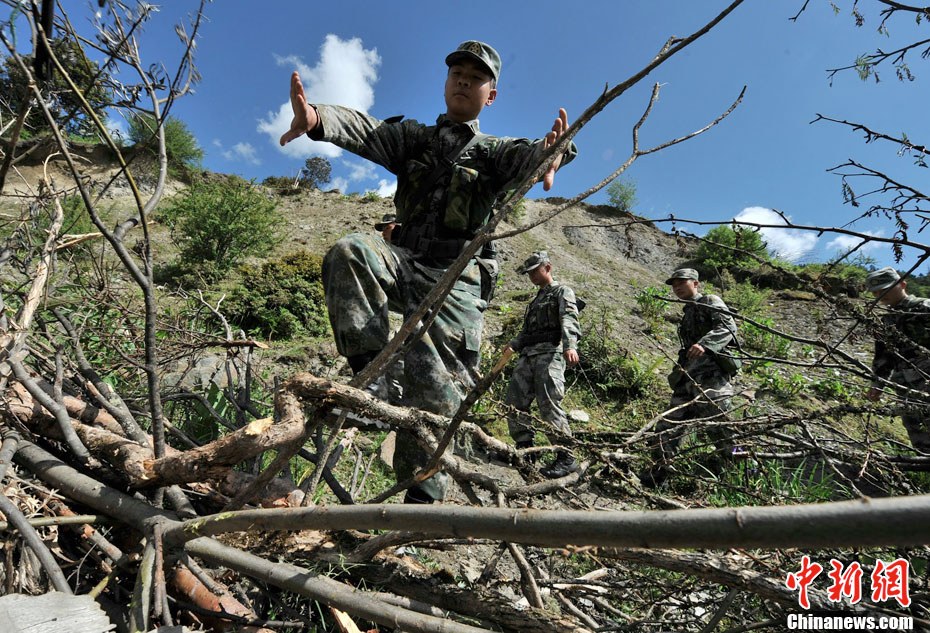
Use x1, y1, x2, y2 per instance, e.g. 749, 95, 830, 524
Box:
279, 71, 319, 146
541, 108, 569, 191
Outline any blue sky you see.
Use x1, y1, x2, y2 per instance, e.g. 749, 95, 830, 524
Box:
15, 1, 928, 268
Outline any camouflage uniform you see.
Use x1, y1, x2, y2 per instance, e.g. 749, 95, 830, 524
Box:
504, 281, 581, 445
652, 291, 738, 464
313, 105, 577, 500
871, 294, 930, 452
505, 280, 581, 446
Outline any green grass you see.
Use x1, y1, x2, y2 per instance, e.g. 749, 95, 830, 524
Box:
705, 457, 841, 507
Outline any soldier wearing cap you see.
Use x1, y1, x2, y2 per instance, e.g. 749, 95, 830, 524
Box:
280, 41, 577, 503
504, 251, 581, 478
641, 268, 740, 487
865, 266, 930, 452
374, 213, 400, 243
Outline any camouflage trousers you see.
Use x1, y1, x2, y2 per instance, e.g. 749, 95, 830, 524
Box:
504, 351, 571, 445
894, 381, 930, 453
322, 233, 486, 500
650, 370, 734, 465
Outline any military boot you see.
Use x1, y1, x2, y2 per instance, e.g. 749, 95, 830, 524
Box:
540, 450, 580, 479
403, 485, 436, 504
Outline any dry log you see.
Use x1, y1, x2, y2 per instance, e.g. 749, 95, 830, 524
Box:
170, 564, 275, 633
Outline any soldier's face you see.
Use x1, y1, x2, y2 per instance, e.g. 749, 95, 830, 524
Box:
671, 279, 699, 300
872, 282, 907, 306
444, 61, 497, 122
528, 264, 552, 287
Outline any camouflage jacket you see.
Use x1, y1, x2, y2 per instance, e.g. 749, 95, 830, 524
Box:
677, 293, 737, 379
510, 281, 581, 356
871, 294, 930, 388
311, 105, 577, 242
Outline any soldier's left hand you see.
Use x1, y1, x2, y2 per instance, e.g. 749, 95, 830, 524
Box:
686, 344, 706, 361
564, 348, 579, 367
541, 108, 569, 191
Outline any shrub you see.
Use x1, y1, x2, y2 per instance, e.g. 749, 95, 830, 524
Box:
606, 178, 637, 213
698, 224, 769, 271
158, 177, 282, 281
577, 309, 660, 401
128, 113, 204, 177
724, 280, 770, 317
742, 317, 792, 359
634, 286, 668, 330
225, 250, 328, 339
1, 37, 111, 139
753, 363, 806, 401
262, 175, 299, 193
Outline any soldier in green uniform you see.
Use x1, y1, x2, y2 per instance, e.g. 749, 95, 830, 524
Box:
504, 251, 581, 478
280, 41, 577, 503
865, 266, 930, 453
642, 268, 739, 487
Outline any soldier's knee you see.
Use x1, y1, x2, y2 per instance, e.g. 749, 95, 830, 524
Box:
325, 233, 369, 262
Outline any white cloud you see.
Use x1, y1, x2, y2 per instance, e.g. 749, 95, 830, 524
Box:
330, 177, 349, 193
343, 160, 376, 182
372, 179, 397, 197
222, 142, 261, 165
826, 231, 884, 255
732, 206, 818, 262
258, 35, 381, 159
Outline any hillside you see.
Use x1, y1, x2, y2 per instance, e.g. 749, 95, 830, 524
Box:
2, 150, 926, 632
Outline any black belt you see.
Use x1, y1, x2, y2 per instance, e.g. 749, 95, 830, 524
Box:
395, 226, 467, 259
520, 329, 561, 346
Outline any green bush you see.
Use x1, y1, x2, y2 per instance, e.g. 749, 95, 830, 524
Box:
128, 113, 204, 177
262, 175, 304, 195
698, 224, 769, 271
0, 37, 111, 139
753, 363, 806, 401
577, 310, 660, 401
724, 280, 770, 317
606, 178, 637, 213
812, 370, 853, 402
225, 250, 328, 339
741, 316, 792, 359
634, 286, 668, 330
158, 177, 282, 281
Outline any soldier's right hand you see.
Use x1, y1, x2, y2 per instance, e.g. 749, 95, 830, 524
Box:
279, 71, 319, 146
866, 387, 883, 402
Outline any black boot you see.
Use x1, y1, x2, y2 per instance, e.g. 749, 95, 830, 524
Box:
403, 486, 436, 504
541, 451, 580, 479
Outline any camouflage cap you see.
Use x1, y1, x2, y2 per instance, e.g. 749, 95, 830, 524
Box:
865, 266, 902, 292
517, 251, 550, 275
374, 213, 399, 231
665, 268, 700, 285
445, 41, 501, 82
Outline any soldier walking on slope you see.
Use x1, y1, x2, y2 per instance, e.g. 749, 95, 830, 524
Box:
642, 268, 739, 487
504, 251, 582, 479
865, 266, 930, 453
